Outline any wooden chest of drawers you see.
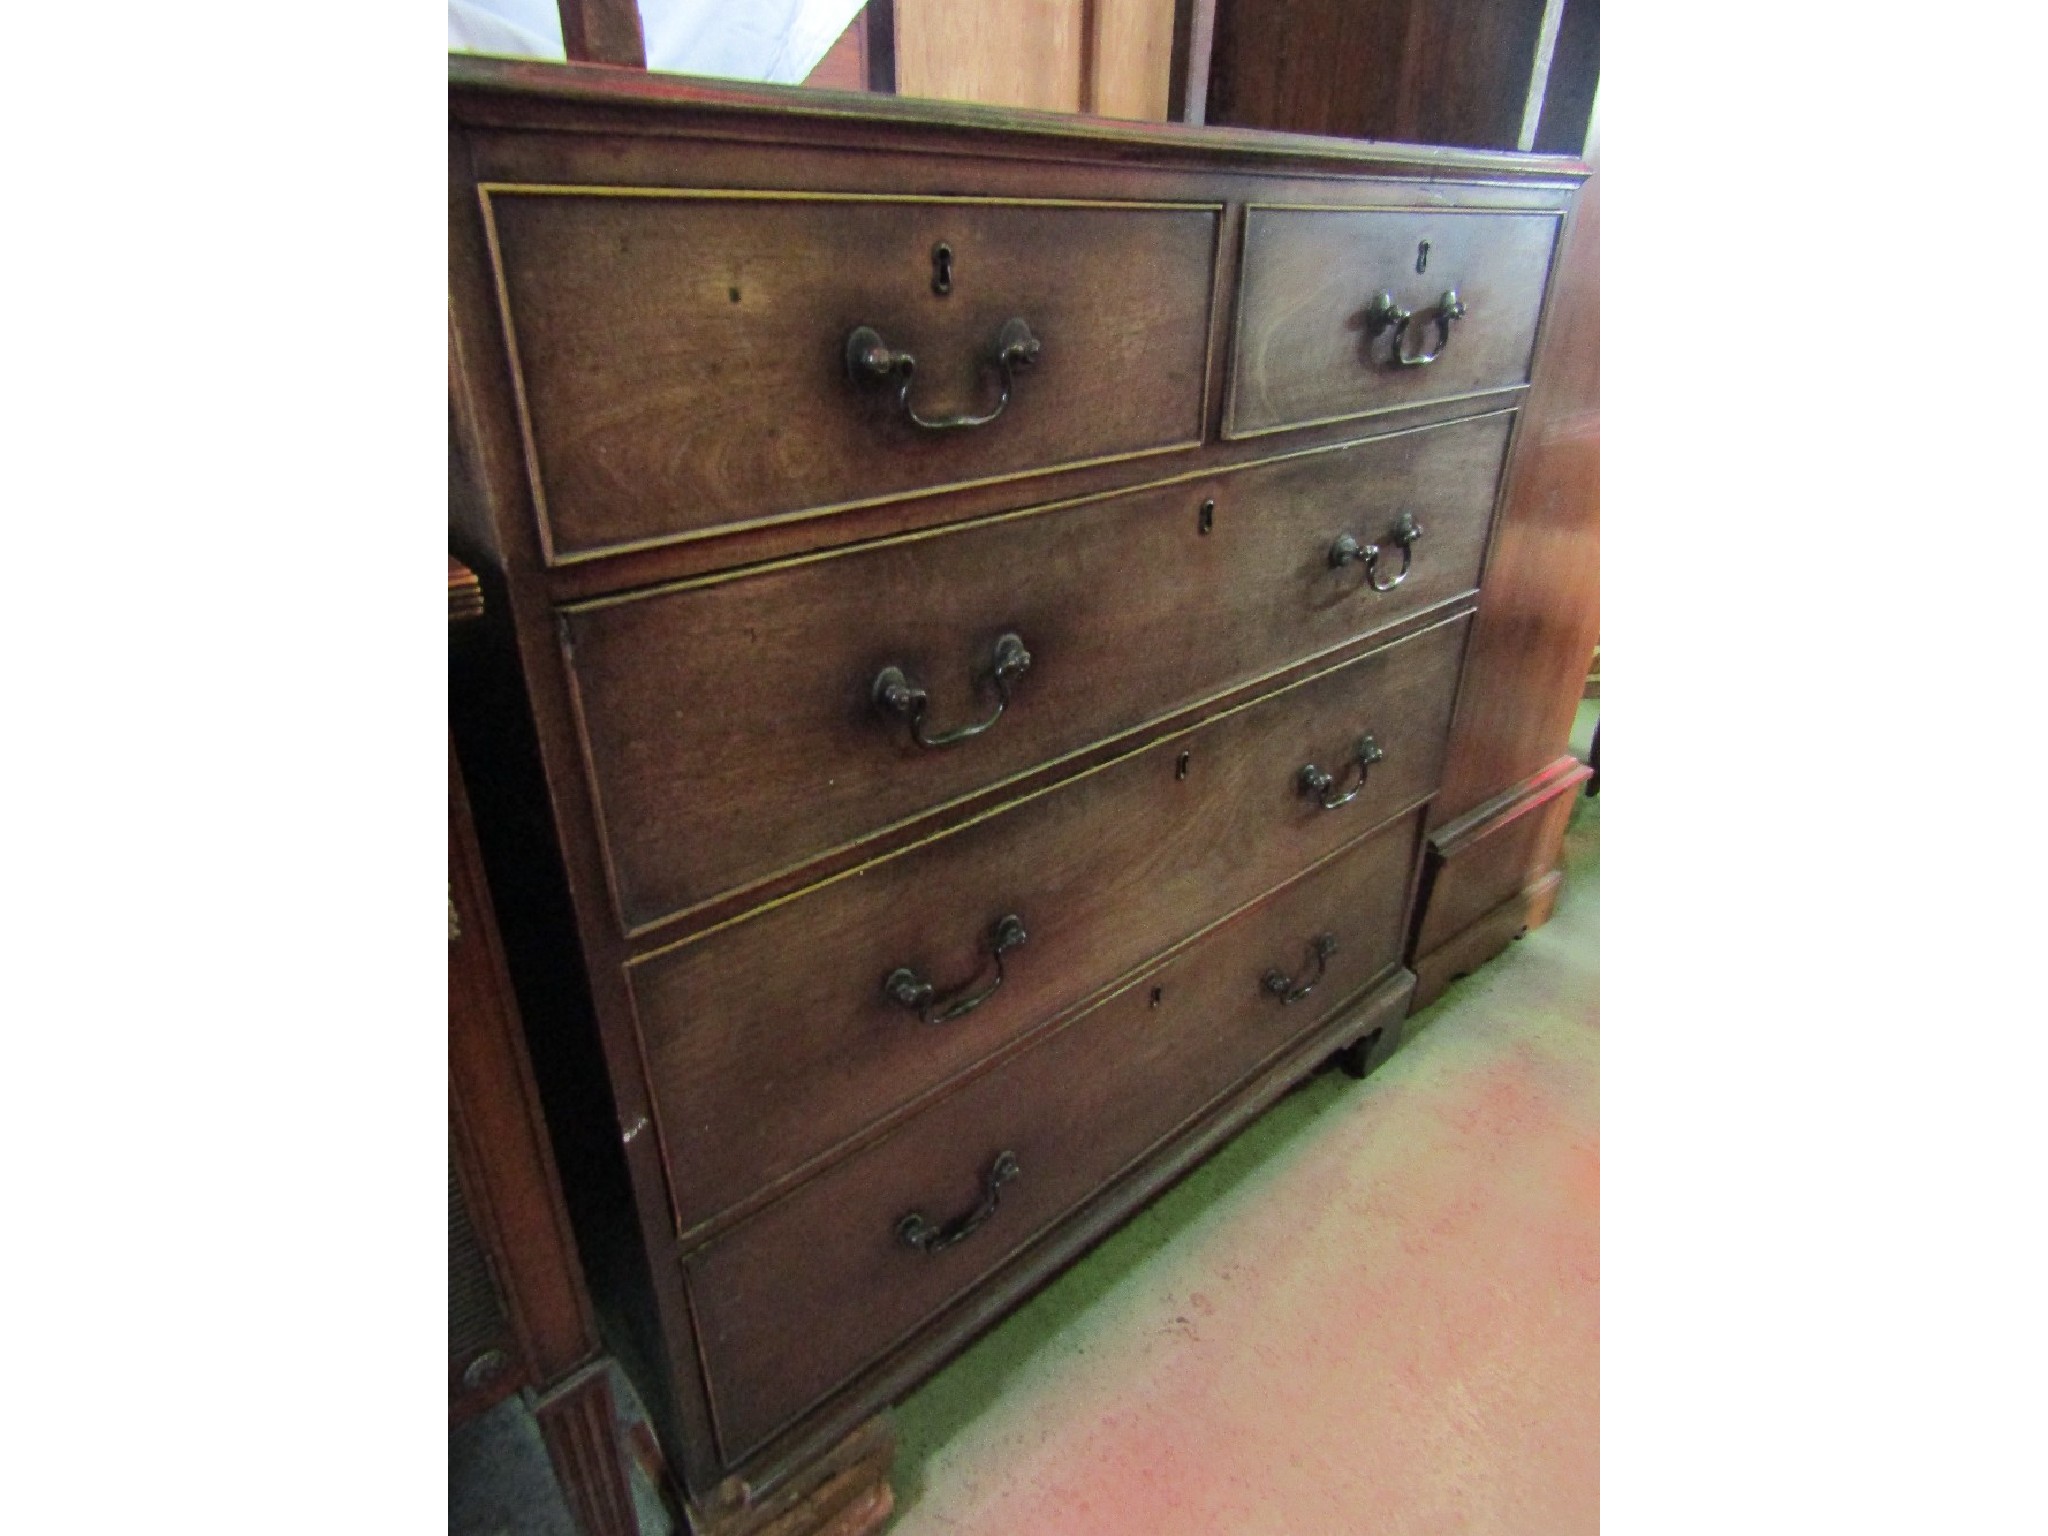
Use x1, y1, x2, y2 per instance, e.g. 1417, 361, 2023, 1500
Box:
448, 54, 1587, 1536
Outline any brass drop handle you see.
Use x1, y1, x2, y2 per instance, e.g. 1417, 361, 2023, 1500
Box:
1298, 734, 1385, 810
1263, 934, 1337, 1005
845, 317, 1041, 431
1367, 289, 1467, 367
1329, 511, 1423, 593
873, 632, 1032, 749
884, 914, 1028, 1026
897, 1150, 1021, 1255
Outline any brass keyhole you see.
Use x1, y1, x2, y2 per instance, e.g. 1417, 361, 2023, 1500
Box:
1198, 498, 1215, 535
932, 242, 954, 295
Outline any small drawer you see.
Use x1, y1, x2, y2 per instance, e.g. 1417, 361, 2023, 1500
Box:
481, 187, 1219, 560
682, 807, 1423, 1464
632, 613, 1469, 1238
564, 412, 1510, 931
1226, 206, 1561, 438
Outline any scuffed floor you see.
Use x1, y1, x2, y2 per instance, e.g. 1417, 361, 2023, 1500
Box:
887, 763, 1599, 1534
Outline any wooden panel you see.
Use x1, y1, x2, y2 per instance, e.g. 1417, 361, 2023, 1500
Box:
896, 0, 1086, 112
1089, 0, 1176, 120
1414, 756, 1588, 957
1429, 120, 1599, 826
483, 190, 1218, 559
1206, 0, 1410, 141
563, 415, 1509, 931
1167, 0, 1218, 123
1227, 207, 1559, 438
632, 616, 1468, 1237
556, 0, 646, 69
1204, 0, 1552, 151
685, 807, 1424, 1462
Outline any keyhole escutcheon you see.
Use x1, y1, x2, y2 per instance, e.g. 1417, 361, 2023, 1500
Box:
932, 242, 954, 295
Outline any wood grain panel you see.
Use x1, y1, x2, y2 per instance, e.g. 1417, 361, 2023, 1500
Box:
1090, 0, 1176, 120
484, 189, 1217, 559
562, 414, 1510, 932
632, 616, 1468, 1238
897, 0, 1085, 111
1204, 0, 1552, 151
685, 807, 1424, 1461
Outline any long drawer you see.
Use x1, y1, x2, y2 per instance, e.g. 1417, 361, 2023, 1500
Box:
565, 412, 1511, 932
633, 613, 1468, 1238
481, 188, 1219, 560
683, 806, 1424, 1464
1227, 206, 1561, 438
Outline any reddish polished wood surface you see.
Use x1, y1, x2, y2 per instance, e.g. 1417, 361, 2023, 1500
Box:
561, 416, 1507, 930
1227, 206, 1559, 438
1202, 0, 1595, 155
685, 808, 1424, 1461
635, 615, 1468, 1238
483, 190, 1217, 558
1429, 118, 1599, 828
447, 57, 1588, 1519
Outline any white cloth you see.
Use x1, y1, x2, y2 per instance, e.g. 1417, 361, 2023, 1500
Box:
449, 0, 867, 85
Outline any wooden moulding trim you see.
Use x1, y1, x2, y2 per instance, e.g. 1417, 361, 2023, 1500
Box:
617, 604, 1477, 962
694, 963, 1417, 1489
449, 53, 1591, 184
474, 184, 1223, 570
654, 796, 1438, 1253
534, 390, 1527, 604
562, 406, 1517, 615
1428, 753, 1592, 858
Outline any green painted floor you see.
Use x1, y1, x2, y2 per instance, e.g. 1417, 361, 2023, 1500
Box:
886, 712, 1599, 1535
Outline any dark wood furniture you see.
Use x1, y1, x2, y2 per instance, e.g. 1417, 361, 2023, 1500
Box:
448, 56, 1588, 1535
450, 559, 640, 1536
1185, 0, 1598, 153
1411, 116, 1598, 1004
1177, 2, 1600, 1006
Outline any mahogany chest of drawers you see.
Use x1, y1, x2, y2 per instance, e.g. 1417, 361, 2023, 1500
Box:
448, 54, 1587, 1536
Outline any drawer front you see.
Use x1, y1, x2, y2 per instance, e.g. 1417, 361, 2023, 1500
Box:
566, 412, 1510, 930
684, 807, 1423, 1464
1227, 207, 1560, 438
633, 614, 1468, 1237
482, 188, 1219, 559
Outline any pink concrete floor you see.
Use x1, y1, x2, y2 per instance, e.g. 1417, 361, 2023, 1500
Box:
886, 789, 1599, 1535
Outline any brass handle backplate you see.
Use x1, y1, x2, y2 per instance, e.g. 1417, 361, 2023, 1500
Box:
1263, 933, 1337, 1005
1366, 289, 1467, 367
845, 317, 1041, 431
897, 1149, 1022, 1255
1329, 511, 1423, 593
873, 632, 1032, 748
884, 914, 1028, 1025
1298, 734, 1386, 810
